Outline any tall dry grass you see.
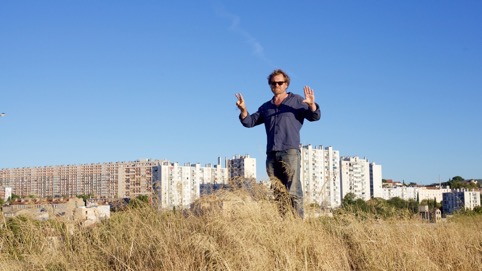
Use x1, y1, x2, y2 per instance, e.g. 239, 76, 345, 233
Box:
0, 187, 481, 271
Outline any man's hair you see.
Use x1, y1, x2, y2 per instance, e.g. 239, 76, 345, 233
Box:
267, 69, 290, 86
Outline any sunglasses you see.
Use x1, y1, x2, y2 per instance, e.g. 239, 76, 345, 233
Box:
270, 81, 286, 86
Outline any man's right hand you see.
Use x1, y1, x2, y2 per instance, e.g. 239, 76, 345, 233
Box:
235, 93, 248, 119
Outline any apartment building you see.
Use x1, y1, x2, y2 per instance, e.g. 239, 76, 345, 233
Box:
0, 159, 164, 199
381, 186, 463, 204
340, 156, 371, 201
300, 145, 342, 209
340, 156, 372, 201
418, 186, 451, 203
381, 186, 419, 201
226, 155, 256, 180
154, 160, 229, 209
442, 189, 481, 215
370, 163, 383, 198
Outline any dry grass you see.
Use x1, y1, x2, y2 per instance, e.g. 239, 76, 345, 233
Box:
1, 188, 481, 271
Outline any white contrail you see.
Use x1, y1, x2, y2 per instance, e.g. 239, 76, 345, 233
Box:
212, 2, 273, 66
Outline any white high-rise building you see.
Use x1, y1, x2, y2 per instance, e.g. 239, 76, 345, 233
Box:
340, 156, 371, 201
300, 145, 341, 209
226, 155, 256, 180
155, 161, 228, 209
370, 162, 383, 198
381, 186, 419, 201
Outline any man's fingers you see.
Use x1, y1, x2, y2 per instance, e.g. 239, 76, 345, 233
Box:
303, 86, 315, 99
304, 86, 313, 94
235, 93, 246, 111
235, 93, 244, 102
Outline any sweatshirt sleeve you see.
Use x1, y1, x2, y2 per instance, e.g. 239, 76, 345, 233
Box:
240, 107, 264, 128
305, 103, 321, 121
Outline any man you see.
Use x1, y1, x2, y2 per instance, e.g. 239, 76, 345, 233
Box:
235, 69, 321, 218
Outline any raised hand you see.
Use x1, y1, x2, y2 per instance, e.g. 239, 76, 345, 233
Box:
302, 86, 317, 112
235, 93, 246, 110
235, 93, 248, 119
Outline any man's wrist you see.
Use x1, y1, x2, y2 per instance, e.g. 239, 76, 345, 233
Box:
240, 110, 248, 119
309, 103, 316, 111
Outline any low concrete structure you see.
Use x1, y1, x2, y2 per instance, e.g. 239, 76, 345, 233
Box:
419, 205, 441, 223
2, 197, 110, 226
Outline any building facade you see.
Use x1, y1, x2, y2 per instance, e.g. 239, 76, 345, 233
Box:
226, 155, 256, 180
154, 160, 229, 209
300, 145, 342, 209
418, 187, 451, 203
381, 186, 419, 201
0, 160, 162, 199
370, 163, 383, 198
340, 156, 372, 201
442, 190, 481, 215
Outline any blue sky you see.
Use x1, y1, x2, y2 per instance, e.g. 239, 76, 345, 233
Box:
1, 1, 481, 184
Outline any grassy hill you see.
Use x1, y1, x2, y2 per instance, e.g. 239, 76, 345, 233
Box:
1, 189, 481, 271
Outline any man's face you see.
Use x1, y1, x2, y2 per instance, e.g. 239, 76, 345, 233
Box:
269, 74, 288, 95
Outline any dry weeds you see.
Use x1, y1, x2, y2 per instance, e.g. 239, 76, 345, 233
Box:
0, 187, 481, 271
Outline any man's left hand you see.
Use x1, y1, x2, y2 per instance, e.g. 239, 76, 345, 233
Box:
302, 86, 317, 112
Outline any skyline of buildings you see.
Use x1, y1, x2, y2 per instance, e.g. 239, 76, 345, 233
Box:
1, 145, 479, 212
1, 144, 385, 209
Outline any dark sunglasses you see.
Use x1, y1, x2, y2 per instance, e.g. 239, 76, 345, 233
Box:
270, 81, 286, 86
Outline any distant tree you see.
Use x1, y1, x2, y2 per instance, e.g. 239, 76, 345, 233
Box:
444, 176, 480, 190
8, 194, 20, 202
136, 195, 149, 203
338, 193, 423, 218
407, 199, 419, 214
354, 198, 368, 212
467, 182, 478, 190
340, 193, 370, 213
473, 206, 482, 214
128, 195, 150, 208
387, 197, 407, 209
452, 176, 464, 182
420, 199, 441, 209
77, 194, 94, 204
408, 182, 417, 187
341, 193, 357, 207
366, 198, 393, 217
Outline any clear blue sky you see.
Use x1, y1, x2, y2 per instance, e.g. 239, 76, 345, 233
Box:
1, 1, 481, 184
